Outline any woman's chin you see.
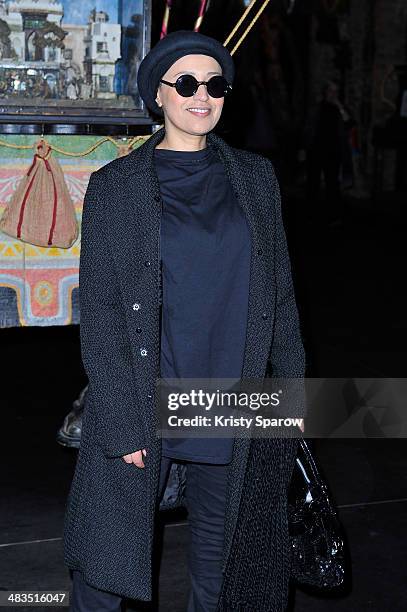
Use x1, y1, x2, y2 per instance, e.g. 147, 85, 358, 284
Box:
165, 113, 219, 136
184, 116, 219, 135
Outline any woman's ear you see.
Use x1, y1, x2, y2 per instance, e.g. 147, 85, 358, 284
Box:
156, 85, 162, 108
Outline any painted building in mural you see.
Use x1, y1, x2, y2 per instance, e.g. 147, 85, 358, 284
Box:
0, 0, 122, 101
83, 10, 121, 99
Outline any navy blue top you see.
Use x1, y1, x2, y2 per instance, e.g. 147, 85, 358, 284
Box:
154, 144, 251, 464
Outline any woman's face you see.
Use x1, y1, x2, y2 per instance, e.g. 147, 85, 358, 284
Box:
156, 54, 225, 137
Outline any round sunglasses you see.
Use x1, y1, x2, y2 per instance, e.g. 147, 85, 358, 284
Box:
159, 74, 232, 98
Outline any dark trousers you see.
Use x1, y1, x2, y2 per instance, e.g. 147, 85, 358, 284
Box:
70, 455, 230, 612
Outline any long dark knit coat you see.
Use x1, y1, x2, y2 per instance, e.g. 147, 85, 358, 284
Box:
63, 126, 306, 610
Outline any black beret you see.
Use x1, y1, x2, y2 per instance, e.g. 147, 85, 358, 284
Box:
137, 30, 235, 117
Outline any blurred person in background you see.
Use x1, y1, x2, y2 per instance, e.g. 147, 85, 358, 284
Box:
305, 79, 355, 227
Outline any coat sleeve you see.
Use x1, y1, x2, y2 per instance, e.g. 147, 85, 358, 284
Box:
265, 160, 307, 419
79, 171, 146, 458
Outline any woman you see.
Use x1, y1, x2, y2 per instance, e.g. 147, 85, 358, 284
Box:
63, 30, 306, 612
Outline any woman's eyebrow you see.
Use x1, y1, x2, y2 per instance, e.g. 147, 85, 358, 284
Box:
171, 70, 222, 77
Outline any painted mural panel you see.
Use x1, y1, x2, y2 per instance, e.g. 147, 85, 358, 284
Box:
0, 133, 148, 327
0, 1, 150, 119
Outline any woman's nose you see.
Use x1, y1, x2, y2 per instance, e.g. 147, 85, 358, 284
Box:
193, 83, 209, 101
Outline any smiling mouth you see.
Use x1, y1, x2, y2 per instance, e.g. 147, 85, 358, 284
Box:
187, 108, 211, 115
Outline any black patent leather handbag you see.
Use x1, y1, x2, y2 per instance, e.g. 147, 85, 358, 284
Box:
288, 439, 347, 590
159, 438, 347, 591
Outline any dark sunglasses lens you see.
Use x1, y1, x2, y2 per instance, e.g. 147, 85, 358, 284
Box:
174, 74, 230, 98
175, 75, 198, 97
207, 76, 229, 98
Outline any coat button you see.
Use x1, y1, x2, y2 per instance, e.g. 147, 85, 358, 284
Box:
144, 260, 151, 267
147, 393, 153, 399
140, 348, 148, 356
262, 312, 268, 320
133, 303, 140, 311
136, 327, 142, 333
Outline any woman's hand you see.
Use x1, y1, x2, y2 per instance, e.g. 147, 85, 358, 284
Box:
122, 448, 147, 468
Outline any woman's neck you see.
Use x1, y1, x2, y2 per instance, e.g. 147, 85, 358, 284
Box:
156, 129, 207, 152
